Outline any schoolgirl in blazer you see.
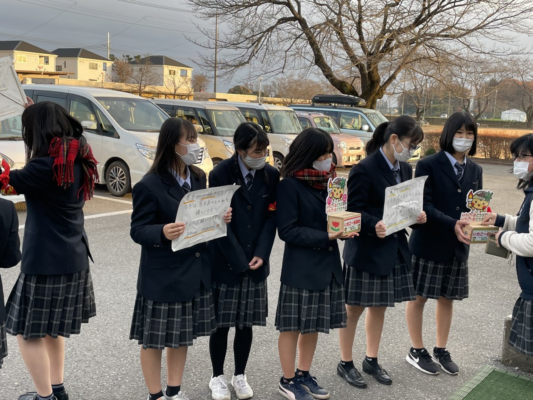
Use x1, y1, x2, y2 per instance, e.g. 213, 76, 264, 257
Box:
207, 123, 279, 400
483, 133, 533, 358
275, 128, 356, 400
338, 116, 426, 389
130, 118, 231, 400
407, 112, 483, 377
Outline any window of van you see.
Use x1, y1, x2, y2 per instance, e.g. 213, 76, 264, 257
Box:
265, 110, 301, 134
97, 98, 167, 132
0, 115, 22, 140
240, 109, 260, 124
364, 111, 388, 128
340, 112, 364, 130
313, 116, 341, 134
70, 97, 97, 127
196, 109, 214, 134
206, 110, 245, 136
35, 95, 67, 108
298, 117, 312, 130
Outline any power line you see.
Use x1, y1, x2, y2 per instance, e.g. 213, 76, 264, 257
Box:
117, 0, 191, 12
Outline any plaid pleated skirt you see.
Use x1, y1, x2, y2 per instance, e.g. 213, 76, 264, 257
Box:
212, 276, 268, 330
412, 256, 469, 300
0, 321, 7, 368
130, 284, 216, 350
509, 297, 533, 357
344, 258, 415, 308
5, 269, 96, 339
275, 278, 347, 334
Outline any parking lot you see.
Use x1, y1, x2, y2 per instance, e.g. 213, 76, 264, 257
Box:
0, 163, 530, 400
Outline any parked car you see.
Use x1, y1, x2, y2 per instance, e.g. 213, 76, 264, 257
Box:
290, 94, 388, 145
296, 111, 365, 167
23, 85, 213, 197
153, 99, 274, 167
217, 102, 302, 171
0, 115, 26, 203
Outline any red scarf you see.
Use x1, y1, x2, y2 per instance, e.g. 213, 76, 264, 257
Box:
292, 164, 336, 190
48, 137, 99, 200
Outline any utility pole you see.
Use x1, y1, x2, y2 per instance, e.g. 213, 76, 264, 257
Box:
258, 77, 263, 104
493, 89, 498, 119
214, 14, 218, 93
448, 91, 451, 117
107, 32, 110, 60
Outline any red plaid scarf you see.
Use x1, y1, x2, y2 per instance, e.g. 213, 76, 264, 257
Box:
48, 137, 99, 200
292, 164, 336, 190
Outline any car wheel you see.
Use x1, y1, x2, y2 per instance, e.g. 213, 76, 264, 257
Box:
106, 161, 130, 197
273, 152, 284, 171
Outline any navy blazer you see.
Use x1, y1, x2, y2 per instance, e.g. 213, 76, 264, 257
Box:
8, 157, 91, 275
0, 198, 21, 323
208, 155, 279, 285
409, 151, 483, 263
130, 169, 211, 303
343, 150, 414, 276
277, 177, 343, 291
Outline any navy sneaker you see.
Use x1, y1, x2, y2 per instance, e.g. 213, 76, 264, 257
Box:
278, 378, 314, 400
298, 375, 330, 399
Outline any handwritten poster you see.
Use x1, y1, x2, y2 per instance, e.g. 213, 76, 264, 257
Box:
172, 185, 240, 252
0, 56, 26, 122
326, 177, 348, 214
383, 176, 428, 236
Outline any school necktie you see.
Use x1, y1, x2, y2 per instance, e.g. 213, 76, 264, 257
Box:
182, 181, 191, 193
246, 172, 254, 190
455, 162, 464, 181
392, 168, 400, 183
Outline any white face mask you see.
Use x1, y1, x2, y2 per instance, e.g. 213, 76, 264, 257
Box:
393, 140, 415, 162
513, 161, 533, 179
243, 154, 266, 170
177, 142, 201, 166
313, 157, 332, 172
453, 138, 474, 153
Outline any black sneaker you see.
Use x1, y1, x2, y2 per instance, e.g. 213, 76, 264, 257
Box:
405, 348, 440, 375
18, 393, 58, 400
278, 378, 314, 400
433, 348, 459, 375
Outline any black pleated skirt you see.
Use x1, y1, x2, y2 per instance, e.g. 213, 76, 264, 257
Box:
412, 255, 469, 300
509, 297, 533, 357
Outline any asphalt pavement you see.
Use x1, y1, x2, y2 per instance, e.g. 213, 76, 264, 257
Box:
1, 163, 531, 400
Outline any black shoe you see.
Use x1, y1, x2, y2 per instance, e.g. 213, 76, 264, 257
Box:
405, 348, 440, 375
18, 393, 58, 400
362, 358, 392, 385
433, 348, 459, 375
337, 362, 367, 388
53, 389, 69, 400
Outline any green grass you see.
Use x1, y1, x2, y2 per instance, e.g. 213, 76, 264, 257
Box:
448, 365, 533, 400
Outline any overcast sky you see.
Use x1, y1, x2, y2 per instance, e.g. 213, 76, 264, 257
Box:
0, 0, 233, 89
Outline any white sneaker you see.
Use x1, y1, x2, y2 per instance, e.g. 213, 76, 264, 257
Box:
164, 389, 190, 400
209, 375, 231, 400
231, 374, 254, 399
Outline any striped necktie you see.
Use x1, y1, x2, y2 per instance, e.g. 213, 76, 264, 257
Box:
182, 181, 191, 193
455, 162, 464, 181
246, 172, 254, 190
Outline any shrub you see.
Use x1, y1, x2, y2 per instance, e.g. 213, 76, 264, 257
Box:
425, 147, 437, 156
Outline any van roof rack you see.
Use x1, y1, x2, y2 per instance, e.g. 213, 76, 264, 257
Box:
311, 94, 365, 107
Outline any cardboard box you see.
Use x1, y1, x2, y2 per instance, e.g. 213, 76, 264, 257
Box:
462, 222, 499, 244
328, 211, 361, 236
485, 233, 510, 258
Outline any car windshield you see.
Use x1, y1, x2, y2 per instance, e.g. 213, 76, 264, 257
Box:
364, 111, 388, 128
97, 98, 168, 132
0, 115, 23, 140
313, 116, 341, 134
268, 110, 301, 134
207, 110, 245, 136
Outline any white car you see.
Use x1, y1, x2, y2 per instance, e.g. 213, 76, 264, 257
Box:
23, 85, 213, 197
0, 115, 26, 203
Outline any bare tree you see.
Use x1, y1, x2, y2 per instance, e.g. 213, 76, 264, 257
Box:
164, 74, 194, 99
512, 60, 533, 127
268, 76, 336, 105
129, 56, 159, 96
110, 54, 133, 84
192, 73, 212, 92
188, 0, 533, 109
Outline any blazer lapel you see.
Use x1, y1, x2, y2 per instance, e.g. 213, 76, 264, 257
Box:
399, 163, 411, 183
375, 151, 400, 186
161, 170, 185, 202
231, 155, 253, 204
437, 151, 461, 189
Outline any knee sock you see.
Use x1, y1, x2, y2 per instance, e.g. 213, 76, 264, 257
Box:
210, 327, 230, 377
234, 326, 253, 376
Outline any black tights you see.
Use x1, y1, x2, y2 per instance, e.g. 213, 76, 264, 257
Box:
209, 326, 253, 377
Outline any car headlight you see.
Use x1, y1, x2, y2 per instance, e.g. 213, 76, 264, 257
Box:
0, 153, 15, 168
337, 141, 347, 152
223, 140, 235, 154
136, 144, 156, 160
283, 138, 293, 147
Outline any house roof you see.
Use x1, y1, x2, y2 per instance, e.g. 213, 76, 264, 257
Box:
131, 55, 192, 69
0, 40, 53, 54
52, 48, 109, 61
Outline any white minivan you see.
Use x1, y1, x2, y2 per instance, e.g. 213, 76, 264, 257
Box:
0, 115, 26, 203
23, 85, 214, 197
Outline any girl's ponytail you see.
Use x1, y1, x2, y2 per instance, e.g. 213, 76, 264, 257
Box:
366, 122, 390, 154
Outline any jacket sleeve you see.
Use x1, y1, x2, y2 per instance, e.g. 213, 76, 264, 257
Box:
500, 203, 533, 257
254, 170, 280, 261
417, 160, 456, 233
130, 181, 167, 247
8, 157, 53, 195
277, 179, 330, 248
347, 163, 380, 236
209, 168, 250, 273
1, 202, 21, 268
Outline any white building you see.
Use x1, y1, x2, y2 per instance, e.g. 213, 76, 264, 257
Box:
0, 40, 57, 74
53, 48, 110, 82
129, 55, 193, 92
501, 109, 527, 123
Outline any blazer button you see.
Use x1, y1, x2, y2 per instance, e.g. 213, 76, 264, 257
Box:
247, 245, 251, 248
247, 206, 252, 210
457, 189, 462, 193
329, 247, 333, 251
247, 225, 251, 229
195, 252, 200, 257
394, 234, 398, 238
456, 207, 460, 211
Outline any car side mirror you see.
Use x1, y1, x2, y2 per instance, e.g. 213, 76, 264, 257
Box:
193, 124, 204, 133
81, 120, 97, 130
362, 124, 370, 132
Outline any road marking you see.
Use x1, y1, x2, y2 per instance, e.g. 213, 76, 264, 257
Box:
18, 210, 132, 230
93, 195, 133, 205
